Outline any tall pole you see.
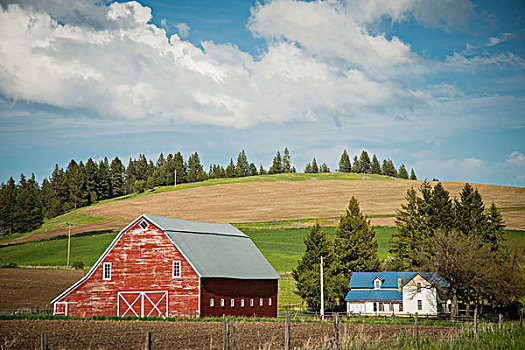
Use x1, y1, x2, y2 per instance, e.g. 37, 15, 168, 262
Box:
320, 255, 324, 320
66, 223, 72, 268
174, 169, 177, 187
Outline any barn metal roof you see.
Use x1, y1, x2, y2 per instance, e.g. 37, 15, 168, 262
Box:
145, 215, 280, 280
344, 289, 402, 301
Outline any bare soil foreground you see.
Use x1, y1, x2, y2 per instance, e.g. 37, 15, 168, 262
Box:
81, 180, 525, 229
0, 269, 86, 310
0, 319, 462, 350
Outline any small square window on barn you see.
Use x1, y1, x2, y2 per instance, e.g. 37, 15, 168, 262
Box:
173, 261, 181, 278
268, 298, 272, 307
417, 300, 422, 311
140, 220, 148, 229
231, 299, 235, 308
241, 299, 245, 308
210, 298, 214, 308
103, 262, 111, 280
250, 299, 254, 307
259, 298, 263, 307
220, 299, 225, 308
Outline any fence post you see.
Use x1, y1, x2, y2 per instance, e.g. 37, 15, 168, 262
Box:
223, 318, 230, 350
144, 331, 151, 350
520, 311, 523, 329
285, 312, 291, 350
333, 312, 340, 350
498, 314, 503, 331
473, 307, 478, 335
41, 333, 48, 350
414, 312, 419, 347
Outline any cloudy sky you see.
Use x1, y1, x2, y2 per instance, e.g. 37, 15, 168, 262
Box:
0, 0, 524, 186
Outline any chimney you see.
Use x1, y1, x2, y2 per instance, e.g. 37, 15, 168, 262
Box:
398, 278, 403, 291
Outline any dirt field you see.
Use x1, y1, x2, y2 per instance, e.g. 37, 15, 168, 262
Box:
0, 269, 85, 310
79, 180, 525, 229
0, 319, 463, 350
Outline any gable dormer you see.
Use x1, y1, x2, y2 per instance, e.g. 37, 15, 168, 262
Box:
373, 277, 383, 289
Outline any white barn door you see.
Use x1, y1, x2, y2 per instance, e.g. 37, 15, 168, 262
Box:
117, 291, 168, 318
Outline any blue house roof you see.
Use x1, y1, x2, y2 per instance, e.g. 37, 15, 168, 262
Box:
349, 272, 416, 289
345, 289, 402, 301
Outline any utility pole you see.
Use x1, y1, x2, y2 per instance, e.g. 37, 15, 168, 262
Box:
320, 255, 324, 320
174, 169, 177, 187
66, 223, 72, 268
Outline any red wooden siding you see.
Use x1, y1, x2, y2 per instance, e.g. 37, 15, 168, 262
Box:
56, 220, 200, 317
200, 278, 278, 318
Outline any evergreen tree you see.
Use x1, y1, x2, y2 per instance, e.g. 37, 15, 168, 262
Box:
14, 174, 43, 232
291, 166, 296, 173
154, 153, 167, 186
248, 163, 258, 176
334, 197, 381, 279
173, 152, 187, 184
410, 168, 417, 180
236, 150, 249, 177
311, 158, 319, 173
454, 183, 488, 238
371, 154, 381, 174
338, 150, 352, 172
97, 158, 112, 200
187, 152, 205, 182
351, 156, 362, 173
225, 159, 236, 178
66, 160, 88, 209
110, 157, 125, 197
359, 150, 372, 173
320, 163, 330, 173
84, 158, 99, 202
259, 165, 267, 175
49, 164, 68, 215
0, 177, 16, 234
485, 202, 506, 251
269, 151, 283, 174
398, 164, 409, 179
292, 223, 344, 310
382, 159, 397, 177
304, 163, 312, 173
283, 147, 292, 173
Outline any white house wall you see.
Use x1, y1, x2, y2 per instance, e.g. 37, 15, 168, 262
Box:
402, 286, 437, 314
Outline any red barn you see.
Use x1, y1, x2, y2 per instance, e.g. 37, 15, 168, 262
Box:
51, 215, 279, 318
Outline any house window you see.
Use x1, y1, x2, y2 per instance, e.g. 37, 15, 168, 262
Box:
417, 300, 422, 311
268, 298, 272, 307
231, 299, 235, 308
374, 279, 381, 289
416, 282, 422, 292
399, 303, 403, 312
172, 261, 181, 278
250, 299, 254, 307
220, 299, 225, 308
210, 298, 214, 308
379, 303, 384, 312
260, 298, 263, 307
103, 262, 111, 280
140, 220, 148, 229
241, 299, 245, 308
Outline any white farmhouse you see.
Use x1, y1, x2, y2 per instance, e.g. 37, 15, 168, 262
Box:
344, 272, 450, 316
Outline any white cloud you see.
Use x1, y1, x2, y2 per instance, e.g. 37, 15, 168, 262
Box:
505, 151, 525, 183
175, 22, 190, 39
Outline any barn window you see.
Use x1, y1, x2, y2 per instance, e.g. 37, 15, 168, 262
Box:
259, 298, 263, 307
241, 299, 245, 308
220, 299, 225, 308
140, 220, 148, 229
103, 263, 111, 280
250, 299, 254, 307
210, 299, 214, 308
172, 261, 181, 278
268, 298, 272, 307
416, 282, 422, 292
417, 300, 422, 311
231, 299, 235, 308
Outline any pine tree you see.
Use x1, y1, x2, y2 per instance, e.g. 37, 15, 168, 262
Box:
292, 222, 344, 310
97, 158, 112, 200
410, 168, 417, 180
311, 158, 319, 173
66, 160, 88, 209
269, 151, 283, 174
334, 197, 380, 279
173, 152, 187, 184
49, 164, 68, 214
14, 174, 43, 232
259, 165, 267, 175
351, 156, 362, 173
454, 183, 488, 238
248, 163, 258, 176
187, 152, 205, 182
283, 147, 292, 173
0, 177, 16, 234
398, 164, 409, 179
371, 155, 381, 174
110, 157, 125, 197
225, 158, 237, 178
338, 150, 351, 173
304, 163, 312, 173
382, 159, 397, 177
359, 151, 372, 174
485, 202, 506, 251
236, 150, 249, 177
320, 163, 330, 173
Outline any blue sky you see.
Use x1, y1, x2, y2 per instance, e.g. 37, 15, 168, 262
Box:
0, 0, 524, 186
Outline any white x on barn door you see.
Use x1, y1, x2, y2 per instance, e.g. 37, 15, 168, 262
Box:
117, 291, 168, 318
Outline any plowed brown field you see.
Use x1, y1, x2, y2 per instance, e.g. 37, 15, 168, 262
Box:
0, 319, 463, 350
80, 180, 525, 229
